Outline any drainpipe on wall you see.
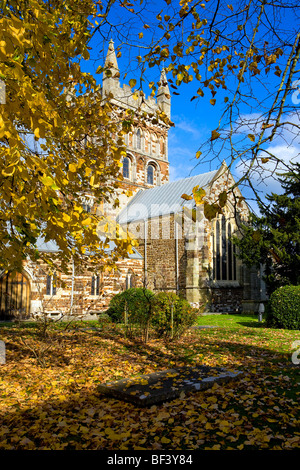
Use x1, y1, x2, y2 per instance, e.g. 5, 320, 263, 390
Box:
144, 219, 147, 287
175, 217, 179, 294
70, 258, 75, 315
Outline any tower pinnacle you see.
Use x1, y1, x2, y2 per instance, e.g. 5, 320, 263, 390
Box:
102, 39, 120, 97
157, 68, 171, 118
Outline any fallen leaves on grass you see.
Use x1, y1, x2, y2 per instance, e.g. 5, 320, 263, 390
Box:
0, 323, 299, 450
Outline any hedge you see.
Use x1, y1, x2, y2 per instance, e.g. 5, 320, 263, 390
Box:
266, 285, 300, 330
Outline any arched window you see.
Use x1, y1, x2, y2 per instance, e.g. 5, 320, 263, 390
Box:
46, 273, 57, 296
123, 156, 130, 179
91, 274, 100, 296
147, 165, 154, 185
213, 217, 237, 281
125, 270, 135, 290
136, 128, 141, 150
221, 215, 227, 280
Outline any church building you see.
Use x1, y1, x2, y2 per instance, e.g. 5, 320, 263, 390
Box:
0, 41, 265, 321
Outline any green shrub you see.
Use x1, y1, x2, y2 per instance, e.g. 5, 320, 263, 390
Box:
98, 313, 111, 325
266, 285, 300, 330
105, 287, 154, 324
151, 292, 198, 339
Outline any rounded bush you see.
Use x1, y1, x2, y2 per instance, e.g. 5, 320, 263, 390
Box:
105, 287, 154, 323
151, 292, 198, 339
98, 313, 111, 325
266, 285, 300, 330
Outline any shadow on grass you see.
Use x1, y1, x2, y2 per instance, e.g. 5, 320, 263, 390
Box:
0, 335, 298, 451
237, 321, 266, 328
1, 321, 299, 450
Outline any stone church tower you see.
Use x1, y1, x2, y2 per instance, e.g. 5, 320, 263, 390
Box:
102, 40, 171, 206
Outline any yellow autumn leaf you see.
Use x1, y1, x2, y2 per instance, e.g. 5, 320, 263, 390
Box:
82, 217, 92, 226
69, 163, 77, 172
41, 175, 55, 187
2, 164, 16, 176
129, 78, 136, 88
105, 428, 131, 440
181, 193, 193, 201
157, 411, 170, 420
32, 120, 46, 139
161, 437, 171, 444
211, 129, 221, 141
204, 202, 220, 221
262, 122, 273, 129
62, 213, 70, 222
193, 185, 206, 205
77, 158, 85, 168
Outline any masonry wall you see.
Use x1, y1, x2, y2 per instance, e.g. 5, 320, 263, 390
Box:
26, 256, 143, 318
130, 214, 185, 293
127, 167, 260, 313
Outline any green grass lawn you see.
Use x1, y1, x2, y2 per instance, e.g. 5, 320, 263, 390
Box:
197, 313, 262, 328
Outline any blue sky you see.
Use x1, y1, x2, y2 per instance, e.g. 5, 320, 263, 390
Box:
81, 0, 300, 214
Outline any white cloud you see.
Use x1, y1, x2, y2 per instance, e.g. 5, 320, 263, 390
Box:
174, 117, 202, 139
169, 163, 195, 181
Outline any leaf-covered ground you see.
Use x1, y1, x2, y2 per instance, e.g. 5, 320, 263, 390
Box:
0, 316, 299, 450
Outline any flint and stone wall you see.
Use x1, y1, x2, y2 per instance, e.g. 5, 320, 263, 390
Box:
26, 257, 143, 318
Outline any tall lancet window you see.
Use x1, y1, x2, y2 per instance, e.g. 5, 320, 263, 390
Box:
136, 128, 141, 150
213, 216, 237, 281
147, 165, 154, 185
123, 156, 130, 179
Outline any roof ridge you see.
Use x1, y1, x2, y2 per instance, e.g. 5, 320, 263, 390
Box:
153, 168, 218, 190
117, 168, 220, 224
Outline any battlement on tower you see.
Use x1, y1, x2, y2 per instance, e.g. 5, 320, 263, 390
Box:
103, 82, 163, 117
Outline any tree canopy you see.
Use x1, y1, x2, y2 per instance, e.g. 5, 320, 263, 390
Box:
93, 0, 300, 201
0, 0, 136, 273
232, 163, 300, 293
1, 0, 300, 272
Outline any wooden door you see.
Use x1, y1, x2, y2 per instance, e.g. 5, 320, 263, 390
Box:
0, 272, 30, 320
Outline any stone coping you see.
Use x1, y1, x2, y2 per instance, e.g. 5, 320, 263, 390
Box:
97, 365, 244, 407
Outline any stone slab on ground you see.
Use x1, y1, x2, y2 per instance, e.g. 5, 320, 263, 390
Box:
97, 365, 244, 407
191, 325, 218, 329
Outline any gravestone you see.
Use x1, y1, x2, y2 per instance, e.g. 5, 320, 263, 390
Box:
0, 341, 5, 364
97, 365, 243, 406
